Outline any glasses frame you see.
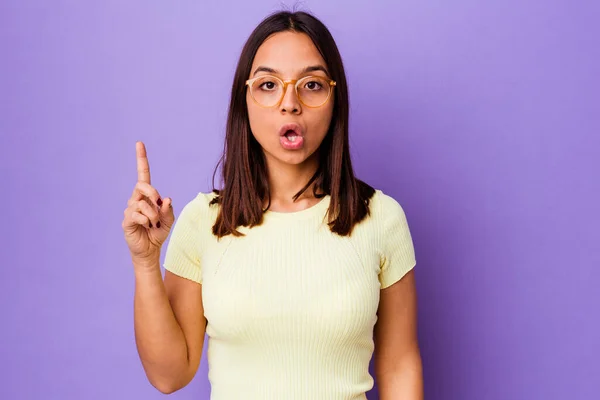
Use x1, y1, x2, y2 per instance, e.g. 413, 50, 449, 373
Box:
245, 75, 337, 108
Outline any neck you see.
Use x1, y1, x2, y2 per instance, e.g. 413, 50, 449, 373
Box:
265, 153, 320, 204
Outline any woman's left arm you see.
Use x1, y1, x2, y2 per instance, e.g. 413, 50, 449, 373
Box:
374, 269, 423, 400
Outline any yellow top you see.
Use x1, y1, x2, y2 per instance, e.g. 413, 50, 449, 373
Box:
163, 189, 416, 399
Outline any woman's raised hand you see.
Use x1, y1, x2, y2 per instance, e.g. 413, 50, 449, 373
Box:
122, 141, 175, 265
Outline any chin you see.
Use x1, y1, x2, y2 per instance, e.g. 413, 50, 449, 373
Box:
276, 152, 311, 165
264, 147, 315, 166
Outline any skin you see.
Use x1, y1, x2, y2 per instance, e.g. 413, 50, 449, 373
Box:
247, 31, 334, 212
375, 269, 424, 399
126, 31, 422, 398
124, 142, 204, 393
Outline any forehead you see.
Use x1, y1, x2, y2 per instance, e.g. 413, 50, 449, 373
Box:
251, 31, 326, 74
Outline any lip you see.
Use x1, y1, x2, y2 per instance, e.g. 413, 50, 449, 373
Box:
278, 123, 304, 137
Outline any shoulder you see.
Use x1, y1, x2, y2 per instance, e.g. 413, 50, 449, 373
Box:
176, 191, 220, 223
366, 189, 413, 251
370, 189, 416, 286
369, 189, 409, 224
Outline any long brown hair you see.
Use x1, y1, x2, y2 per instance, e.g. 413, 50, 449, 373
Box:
210, 10, 375, 238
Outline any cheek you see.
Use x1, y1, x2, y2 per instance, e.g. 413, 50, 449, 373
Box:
247, 99, 270, 142
308, 106, 334, 143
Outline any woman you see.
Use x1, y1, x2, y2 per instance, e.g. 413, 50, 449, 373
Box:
122, 10, 423, 400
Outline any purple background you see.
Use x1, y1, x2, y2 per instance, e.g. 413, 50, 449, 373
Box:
1, 1, 599, 399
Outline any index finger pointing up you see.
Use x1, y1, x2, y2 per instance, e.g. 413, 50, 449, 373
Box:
136, 141, 151, 184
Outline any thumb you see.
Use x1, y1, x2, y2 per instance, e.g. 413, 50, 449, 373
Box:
159, 197, 175, 227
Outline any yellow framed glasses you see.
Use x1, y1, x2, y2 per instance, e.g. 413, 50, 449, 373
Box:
246, 75, 336, 108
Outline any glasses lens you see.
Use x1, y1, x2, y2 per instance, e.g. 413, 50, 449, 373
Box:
297, 76, 331, 107
250, 76, 283, 107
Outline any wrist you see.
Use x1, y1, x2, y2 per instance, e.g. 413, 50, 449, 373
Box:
131, 253, 160, 272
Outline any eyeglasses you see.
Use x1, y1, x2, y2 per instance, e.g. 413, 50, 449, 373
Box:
245, 75, 336, 108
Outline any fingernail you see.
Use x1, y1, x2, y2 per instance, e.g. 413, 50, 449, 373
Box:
156, 221, 161, 229
157, 198, 163, 206
149, 221, 153, 228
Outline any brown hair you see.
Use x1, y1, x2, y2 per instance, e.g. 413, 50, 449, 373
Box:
210, 10, 375, 238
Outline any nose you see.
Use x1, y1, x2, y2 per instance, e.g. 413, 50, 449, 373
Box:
280, 82, 301, 114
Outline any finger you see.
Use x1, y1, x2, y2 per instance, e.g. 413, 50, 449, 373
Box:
158, 197, 175, 227
123, 206, 152, 230
134, 181, 162, 209
136, 141, 151, 184
128, 185, 144, 207
128, 185, 155, 209
160, 197, 173, 214
137, 200, 160, 228
130, 210, 151, 230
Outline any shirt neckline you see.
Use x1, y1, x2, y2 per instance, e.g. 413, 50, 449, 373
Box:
262, 195, 331, 221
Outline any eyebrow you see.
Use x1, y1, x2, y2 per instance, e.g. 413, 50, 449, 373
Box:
252, 65, 329, 77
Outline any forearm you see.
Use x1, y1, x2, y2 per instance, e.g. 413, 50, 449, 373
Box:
133, 259, 190, 392
377, 348, 424, 400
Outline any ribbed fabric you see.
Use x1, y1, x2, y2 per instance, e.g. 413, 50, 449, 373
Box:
163, 189, 416, 399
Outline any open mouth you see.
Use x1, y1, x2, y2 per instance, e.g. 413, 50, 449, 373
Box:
279, 123, 304, 150
283, 129, 300, 142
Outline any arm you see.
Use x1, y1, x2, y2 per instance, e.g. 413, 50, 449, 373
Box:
134, 259, 206, 394
374, 269, 423, 400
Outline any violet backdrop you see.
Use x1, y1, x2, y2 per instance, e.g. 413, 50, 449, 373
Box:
1, 1, 599, 399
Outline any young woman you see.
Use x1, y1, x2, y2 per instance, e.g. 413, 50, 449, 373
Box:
122, 10, 423, 400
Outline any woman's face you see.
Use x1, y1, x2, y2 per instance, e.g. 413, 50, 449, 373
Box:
247, 31, 335, 167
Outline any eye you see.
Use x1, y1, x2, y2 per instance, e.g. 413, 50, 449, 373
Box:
304, 80, 324, 90
257, 79, 278, 91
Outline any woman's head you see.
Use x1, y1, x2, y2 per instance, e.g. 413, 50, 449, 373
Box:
246, 30, 335, 168
212, 11, 374, 237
